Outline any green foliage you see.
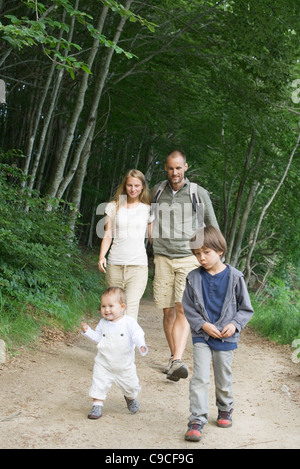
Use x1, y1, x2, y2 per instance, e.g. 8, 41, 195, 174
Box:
100, 0, 157, 32
1, 3, 93, 76
250, 272, 300, 346
1, 0, 299, 353
0, 0, 156, 77
0, 159, 105, 349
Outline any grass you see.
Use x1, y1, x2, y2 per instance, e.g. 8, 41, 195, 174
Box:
0, 250, 106, 354
249, 278, 300, 346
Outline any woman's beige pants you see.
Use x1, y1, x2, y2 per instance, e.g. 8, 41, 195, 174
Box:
106, 264, 148, 321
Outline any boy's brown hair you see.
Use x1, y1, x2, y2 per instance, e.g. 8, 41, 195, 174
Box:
190, 225, 227, 255
102, 286, 127, 305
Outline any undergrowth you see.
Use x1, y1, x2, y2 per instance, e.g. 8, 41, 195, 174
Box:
0, 159, 105, 353
250, 274, 300, 348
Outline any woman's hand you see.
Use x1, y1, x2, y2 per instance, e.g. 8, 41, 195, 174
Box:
81, 321, 88, 333
98, 257, 106, 273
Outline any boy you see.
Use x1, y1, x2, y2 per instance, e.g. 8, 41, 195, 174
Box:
182, 226, 254, 441
81, 287, 148, 419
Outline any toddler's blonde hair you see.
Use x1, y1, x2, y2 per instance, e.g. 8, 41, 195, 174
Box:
101, 286, 127, 305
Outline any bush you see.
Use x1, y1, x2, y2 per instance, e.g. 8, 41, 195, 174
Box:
0, 160, 105, 350
250, 276, 300, 346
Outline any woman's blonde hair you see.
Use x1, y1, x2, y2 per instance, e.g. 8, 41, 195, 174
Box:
112, 169, 151, 211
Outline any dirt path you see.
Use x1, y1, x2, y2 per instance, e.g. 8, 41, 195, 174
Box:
0, 299, 299, 450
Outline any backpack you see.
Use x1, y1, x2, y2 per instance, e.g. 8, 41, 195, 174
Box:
152, 180, 204, 225
153, 180, 200, 211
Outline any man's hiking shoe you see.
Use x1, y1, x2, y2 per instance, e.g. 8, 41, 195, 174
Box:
163, 356, 173, 374
185, 421, 204, 442
167, 359, 188, 382
217, 409, 233, 428
124, 396, 139, 414
88, 405, 102, 419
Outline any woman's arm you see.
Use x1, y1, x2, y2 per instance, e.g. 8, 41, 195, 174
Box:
98, 215, 113, 272
147, 221, 153, 244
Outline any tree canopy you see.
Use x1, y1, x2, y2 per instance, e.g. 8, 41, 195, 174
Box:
1, 0, 300, 296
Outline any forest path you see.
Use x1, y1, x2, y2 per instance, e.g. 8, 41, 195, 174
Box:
0, 298, 299, 450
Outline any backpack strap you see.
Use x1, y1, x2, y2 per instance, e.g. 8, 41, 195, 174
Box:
151, 179, 205, 229
190, 182, 199, 212
153, 180, 168, 203
154, 180, 199, 212
190, 182, 206, 228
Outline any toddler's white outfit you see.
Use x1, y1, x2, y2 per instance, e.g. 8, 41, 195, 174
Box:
83, 315, 147, 401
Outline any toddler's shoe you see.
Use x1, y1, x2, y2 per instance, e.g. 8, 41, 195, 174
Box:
217, 409, 233, 427
185, 421, 204, 442
88, 405, 102, 419
124, 396, 139, 414
167, 359, 188, 381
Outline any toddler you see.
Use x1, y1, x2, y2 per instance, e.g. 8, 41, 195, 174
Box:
81, 286, 148, 419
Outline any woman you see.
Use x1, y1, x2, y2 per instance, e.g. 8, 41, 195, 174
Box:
98, 169, 151, 322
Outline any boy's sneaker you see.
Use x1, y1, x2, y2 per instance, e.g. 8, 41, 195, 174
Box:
185, 421, 204, 442
167, 359, 188, 382
88, 405, 102, 419
124, 396, 139, 414
217, 409, 233, 427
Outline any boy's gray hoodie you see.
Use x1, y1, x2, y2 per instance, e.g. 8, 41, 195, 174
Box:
182, 264, 254, 345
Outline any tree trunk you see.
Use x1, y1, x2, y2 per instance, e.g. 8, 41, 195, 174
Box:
55, 0, 134, 201
23, 4, 68, 189
244, 127, 300, 285
87, 161, 102, 248
22, 63, 42, 184
35, 114, 55, 192
68, 121, 96, 234
144, 146, 158, 182
226, 133, 256, 263
222, 164, 236, 237
109, 147, 122, 199
27, 67, 64, 192
45, 5, 110, 202
27, 1, 79, 192
230, 180, 260, 268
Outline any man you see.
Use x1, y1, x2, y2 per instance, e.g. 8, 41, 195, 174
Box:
151, 150, 219, 382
